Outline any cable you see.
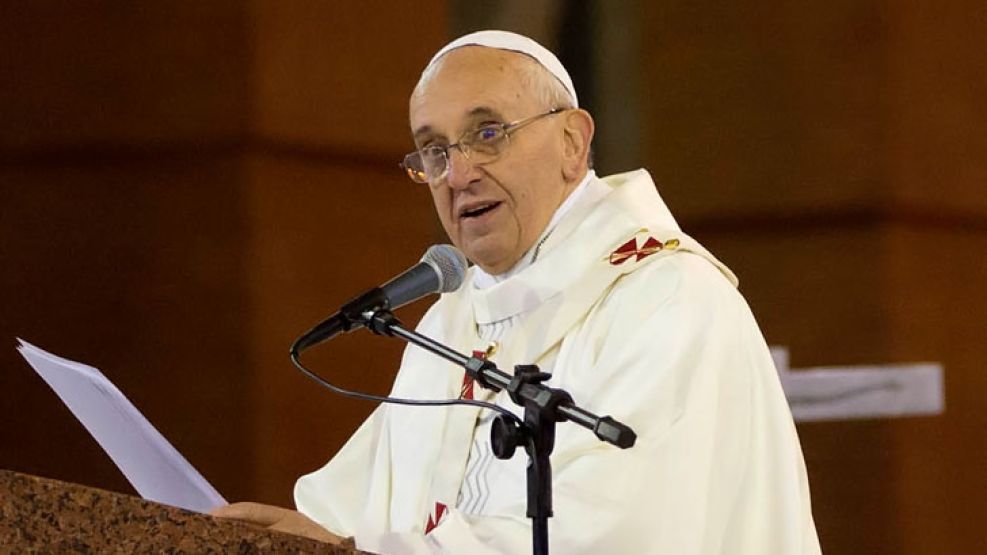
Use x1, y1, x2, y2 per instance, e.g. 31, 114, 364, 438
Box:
289, 349, 523, 424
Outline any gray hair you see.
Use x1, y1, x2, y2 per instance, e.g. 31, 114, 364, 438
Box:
517, 54, 576, 110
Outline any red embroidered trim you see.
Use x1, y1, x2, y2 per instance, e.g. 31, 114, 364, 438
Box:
609, 238, 638, 265
609, 236, 664, 265
460, 372, 475, 400
638, 236, 663, 260
425, 501, 448, 534
424, 349, 492, 533
460, 349, 489, 400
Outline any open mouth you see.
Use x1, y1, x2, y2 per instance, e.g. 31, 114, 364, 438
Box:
460, 201, 502, 219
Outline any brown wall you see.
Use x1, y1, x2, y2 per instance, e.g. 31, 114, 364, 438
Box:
0, 0, 447, 507
2, 2, 984, 552
1, 0, 255, 502
242, 0, 448, 506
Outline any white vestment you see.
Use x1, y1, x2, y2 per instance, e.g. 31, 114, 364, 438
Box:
296, 169, 821, 554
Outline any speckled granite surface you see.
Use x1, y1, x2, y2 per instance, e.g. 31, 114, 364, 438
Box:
0, 470, 367, 553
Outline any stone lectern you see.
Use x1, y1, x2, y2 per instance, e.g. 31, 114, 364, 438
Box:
0, 470, 368, 553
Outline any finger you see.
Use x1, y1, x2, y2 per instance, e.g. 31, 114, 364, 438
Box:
210, 502, 287, 526
268, 513, 343, 545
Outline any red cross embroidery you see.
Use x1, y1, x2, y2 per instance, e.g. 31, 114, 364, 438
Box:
609, 236, 664, 265
460, 372, 475, 401
459, 349, 489, 400
425, 501, 448, 534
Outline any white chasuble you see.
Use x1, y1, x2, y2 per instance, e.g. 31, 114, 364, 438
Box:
295, 169, 821, 554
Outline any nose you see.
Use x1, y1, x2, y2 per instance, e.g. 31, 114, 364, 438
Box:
444, 147, 478, 190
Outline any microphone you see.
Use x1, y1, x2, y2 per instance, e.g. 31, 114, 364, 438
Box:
291, 244, 468, 355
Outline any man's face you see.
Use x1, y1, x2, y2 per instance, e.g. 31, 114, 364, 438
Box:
409, 48, 571, 275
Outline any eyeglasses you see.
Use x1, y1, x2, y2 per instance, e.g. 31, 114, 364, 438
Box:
400, 108, 567, 184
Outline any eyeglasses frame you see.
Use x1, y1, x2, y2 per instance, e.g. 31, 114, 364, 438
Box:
400, 107, 569, 184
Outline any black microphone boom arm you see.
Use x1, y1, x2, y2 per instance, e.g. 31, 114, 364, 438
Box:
365, 310, 637, 450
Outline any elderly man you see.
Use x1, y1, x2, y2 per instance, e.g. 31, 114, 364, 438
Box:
216, 31, 821, 554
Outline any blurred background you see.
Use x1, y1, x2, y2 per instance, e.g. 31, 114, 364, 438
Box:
1, 2, 984, 553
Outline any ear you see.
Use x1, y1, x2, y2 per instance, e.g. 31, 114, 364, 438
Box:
561, 109, 595, 182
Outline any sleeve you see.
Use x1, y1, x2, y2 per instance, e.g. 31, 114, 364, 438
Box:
346, 253, 817, 554
294, 406, 387, 538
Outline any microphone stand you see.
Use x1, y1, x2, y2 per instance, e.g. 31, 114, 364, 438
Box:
364, 310, 636, 555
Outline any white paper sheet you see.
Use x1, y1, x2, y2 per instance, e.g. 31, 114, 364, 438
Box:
16, 339, 226, 513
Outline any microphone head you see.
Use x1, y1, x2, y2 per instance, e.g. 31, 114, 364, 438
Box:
421, 244, 468, 293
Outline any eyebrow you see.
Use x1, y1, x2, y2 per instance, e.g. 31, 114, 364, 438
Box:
413, 106, 507, 144
466, 106, 504, 121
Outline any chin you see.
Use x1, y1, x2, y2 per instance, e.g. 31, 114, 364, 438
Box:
462, 244, 512, 275
458, 231, 526, 274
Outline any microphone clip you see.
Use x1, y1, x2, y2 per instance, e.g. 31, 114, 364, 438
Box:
339, 288, 391, 329
365, 307, 402, 337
